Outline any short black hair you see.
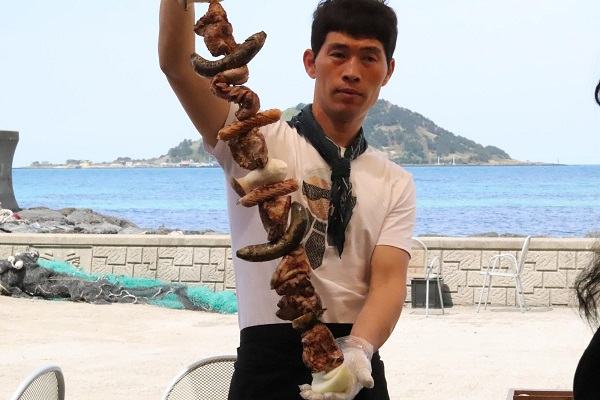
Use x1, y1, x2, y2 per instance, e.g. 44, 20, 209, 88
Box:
595, 80, 600, 106
311, 0, 398, 66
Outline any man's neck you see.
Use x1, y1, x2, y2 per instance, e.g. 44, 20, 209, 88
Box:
311, 104, 364, 148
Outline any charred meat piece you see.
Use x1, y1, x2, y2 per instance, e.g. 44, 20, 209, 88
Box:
211, 66, 249, 86
259, 195, 291, 242
217, 108, 281, 141
273, 273, 314, 297
192, 31, 267, 78
193, 1, 237, 56
270, 245, 311, 290
238, 179, 298, 207
212, 83, 261, 121
228, 128, 268, 171
236, 202, 308, 262
301, 323, 345, 373
275, 292, 323, 321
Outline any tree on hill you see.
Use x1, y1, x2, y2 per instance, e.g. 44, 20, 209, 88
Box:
168, 139, 194, 161
159, 138, 217, 164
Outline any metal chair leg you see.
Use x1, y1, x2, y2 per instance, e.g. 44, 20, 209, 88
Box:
515, 277, 526, 313
477, 274, 489, 312
521, 280, 528, 311
437, 277, 445, 314
425, 278, 430, 317
484, 276, 493, 310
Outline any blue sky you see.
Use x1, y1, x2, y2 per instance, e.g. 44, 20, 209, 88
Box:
1, 1, 599, 167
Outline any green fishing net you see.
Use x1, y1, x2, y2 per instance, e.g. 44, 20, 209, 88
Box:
0, 252, 237, 314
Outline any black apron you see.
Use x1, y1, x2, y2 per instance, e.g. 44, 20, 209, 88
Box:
228, 323, 389, 400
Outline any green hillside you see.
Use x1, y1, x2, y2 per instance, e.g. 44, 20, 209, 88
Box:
285, 100, 515, 165
156, 99, 517, 166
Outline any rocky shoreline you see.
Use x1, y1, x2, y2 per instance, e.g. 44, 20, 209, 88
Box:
1, 206, 598, 238
0, 207, 221, 235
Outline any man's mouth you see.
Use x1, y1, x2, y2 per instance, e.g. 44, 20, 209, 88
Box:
336, 88, 361, 97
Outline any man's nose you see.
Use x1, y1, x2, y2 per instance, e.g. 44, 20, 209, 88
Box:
342, 57, 361, 82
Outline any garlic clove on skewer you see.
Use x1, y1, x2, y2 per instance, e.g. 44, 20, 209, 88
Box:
230, 158, 288, 197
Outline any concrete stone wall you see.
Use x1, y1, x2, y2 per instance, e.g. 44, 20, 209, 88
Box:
408, 237, 597, 308
1, 234, 597, 307
0, 234, 236, 293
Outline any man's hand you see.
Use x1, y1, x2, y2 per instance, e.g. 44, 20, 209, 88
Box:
299, 336, 374, 400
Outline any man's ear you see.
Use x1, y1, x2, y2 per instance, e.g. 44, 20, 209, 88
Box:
303, 49, 316, 79
382, 58, 395, 87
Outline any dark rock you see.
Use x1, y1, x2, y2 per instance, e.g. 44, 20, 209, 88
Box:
0, 224, 44, 234
0, 207, 222, 235
16, 207, 69, 225
118, 226, 150, 235
64, 209, 108, 225
468, 232, 530, 238
71, 222, 121, 234
0, 207, 141, 235
62, 208, 137, 229
498, 233, 529, 238
182, 229, 219, 235
469, 232, 500, 237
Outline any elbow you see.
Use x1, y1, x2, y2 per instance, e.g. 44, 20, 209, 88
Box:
158, 55, 170, 76
159, 56, 181, 80
158, 51, 192, 82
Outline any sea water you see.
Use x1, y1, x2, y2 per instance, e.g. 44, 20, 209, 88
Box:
11, 164, 600, 237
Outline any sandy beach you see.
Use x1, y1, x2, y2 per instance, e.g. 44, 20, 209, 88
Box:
0, 296, 592, 400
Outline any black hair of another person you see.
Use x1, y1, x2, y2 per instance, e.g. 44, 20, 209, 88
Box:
574, 80, 600, 327
575, 247, 600, 327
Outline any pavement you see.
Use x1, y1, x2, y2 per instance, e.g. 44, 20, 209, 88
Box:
0, 296, 592, 400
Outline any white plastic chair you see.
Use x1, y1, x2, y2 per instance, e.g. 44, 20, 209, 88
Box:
10, 364, 65, 400
477, 236, 531, 313
162, 355, 237, 400
409, 238, 445, 317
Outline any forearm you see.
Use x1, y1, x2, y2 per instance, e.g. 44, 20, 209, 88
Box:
158, 0, 196, 77
350, 245, 410, 351
157, 0, 230, 147
351, 281, 406, 351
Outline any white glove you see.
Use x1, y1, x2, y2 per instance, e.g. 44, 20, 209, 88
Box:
299, 335, 374, 400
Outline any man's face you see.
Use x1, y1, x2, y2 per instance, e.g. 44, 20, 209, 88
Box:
304, 31, 395, 126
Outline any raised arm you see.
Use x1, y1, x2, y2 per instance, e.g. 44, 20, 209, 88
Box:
158, 0, 230, 148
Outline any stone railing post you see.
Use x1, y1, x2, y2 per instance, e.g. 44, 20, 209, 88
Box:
0, 130, 20, 211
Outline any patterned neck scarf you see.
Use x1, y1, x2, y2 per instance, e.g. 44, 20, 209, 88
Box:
288, 104, 368, 257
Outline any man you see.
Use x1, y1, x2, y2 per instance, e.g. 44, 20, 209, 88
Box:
158, 1, 416, 399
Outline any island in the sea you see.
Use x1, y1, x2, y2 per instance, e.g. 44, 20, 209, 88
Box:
24, 99, 553, 169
